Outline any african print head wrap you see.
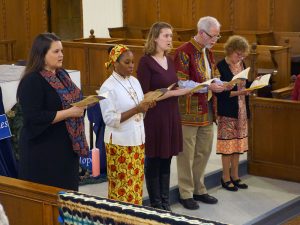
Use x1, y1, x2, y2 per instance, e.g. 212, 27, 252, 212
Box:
105, 44, 129, 69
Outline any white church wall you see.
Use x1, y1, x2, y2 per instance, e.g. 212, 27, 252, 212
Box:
82, 0, 123, 38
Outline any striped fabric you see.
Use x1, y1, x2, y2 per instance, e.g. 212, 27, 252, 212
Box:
58, 191, 229, 225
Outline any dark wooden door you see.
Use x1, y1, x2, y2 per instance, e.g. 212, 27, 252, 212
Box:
48, 0, 83, 40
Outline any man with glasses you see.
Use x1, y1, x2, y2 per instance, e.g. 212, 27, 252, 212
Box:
174, 16, 224, 210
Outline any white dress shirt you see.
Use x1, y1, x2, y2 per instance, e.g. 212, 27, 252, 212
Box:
99, 71, 145, 146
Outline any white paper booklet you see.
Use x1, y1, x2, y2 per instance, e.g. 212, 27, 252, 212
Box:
190, 78, 218, 93
232, 67, 250, 81
245, 74, 271, 91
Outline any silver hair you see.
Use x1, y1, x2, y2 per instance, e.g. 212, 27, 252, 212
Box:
197, 16, 221, 32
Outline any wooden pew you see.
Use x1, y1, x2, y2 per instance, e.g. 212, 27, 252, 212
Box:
248, 97, 300, 182
0, 40, 16, 64
213, 42, 291, 89
108, 26, 192, 41
0, 176, 61, 225
62, 37, 230, 95
271, 85, 294, 99
175, 28, 195, 41
65, 35, 293, 95
108, 26, 150, 39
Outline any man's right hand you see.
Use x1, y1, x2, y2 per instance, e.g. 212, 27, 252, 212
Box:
208, 83, 225, 93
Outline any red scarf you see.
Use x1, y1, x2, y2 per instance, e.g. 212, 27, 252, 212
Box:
40, 69, 89, 157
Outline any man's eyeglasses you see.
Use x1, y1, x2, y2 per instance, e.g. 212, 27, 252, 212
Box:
202, 30, 222, 41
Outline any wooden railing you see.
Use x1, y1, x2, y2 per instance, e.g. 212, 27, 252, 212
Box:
0, 176, 61, 225
248, 97, 300, 182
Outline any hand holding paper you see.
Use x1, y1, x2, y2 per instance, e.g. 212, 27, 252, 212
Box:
245, 74, 271, 91
224, 67, 250, 88
143, 83, 176, 101
190, 78, 218, 93
71, 93, 108, 107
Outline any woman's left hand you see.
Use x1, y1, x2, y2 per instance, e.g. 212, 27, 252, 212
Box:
173, 88, 192, 96
239, 89, 252, 96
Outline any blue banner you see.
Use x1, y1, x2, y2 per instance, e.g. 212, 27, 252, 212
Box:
80, 150, 92, 171
0, 114, 12, 140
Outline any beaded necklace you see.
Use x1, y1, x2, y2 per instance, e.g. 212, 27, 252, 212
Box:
112, 74, 142, 122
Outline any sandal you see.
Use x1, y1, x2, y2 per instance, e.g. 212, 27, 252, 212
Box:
221, 178, 238, 191
231, 177, 248, 189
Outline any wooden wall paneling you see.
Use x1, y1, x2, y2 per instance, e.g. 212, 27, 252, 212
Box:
233, 0, 271, 31
49, 0, 83, 40
4, 0, 28, 60
193, 0, 232, 30
27, 0, 48, 47
62, 41, 89, 93
249, 98, 300, 182
123, 0, 158, 27
1, 0, 48, 61
0, 0, 6, 59
159, 0, 194, 28
88, 45, 111, 94
273, 0, 300, 32
0, 0, 5, 39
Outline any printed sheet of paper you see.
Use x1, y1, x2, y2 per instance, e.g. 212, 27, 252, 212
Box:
190, 78, 216, 93
143, 83, 176, 101
71, 93, 107, 107
245, 74, 271, 91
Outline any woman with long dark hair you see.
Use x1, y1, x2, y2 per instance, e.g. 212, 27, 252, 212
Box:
17, 33, 88, 190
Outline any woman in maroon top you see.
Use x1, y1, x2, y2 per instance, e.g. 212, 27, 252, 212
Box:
291, 74, 300, 101
137, 22, 190, 211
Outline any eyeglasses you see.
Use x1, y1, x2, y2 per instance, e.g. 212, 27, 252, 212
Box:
201, 30, 222, 41
235, 51, 246, 58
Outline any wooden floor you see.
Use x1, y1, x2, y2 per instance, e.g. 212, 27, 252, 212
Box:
283, 215, 300, 225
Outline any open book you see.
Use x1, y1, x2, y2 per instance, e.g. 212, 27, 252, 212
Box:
143, 83, 176, 101
190, 78, 217, 93
71, 93, 107, 107
245, 74, 271, 91
224, 67, 250, 87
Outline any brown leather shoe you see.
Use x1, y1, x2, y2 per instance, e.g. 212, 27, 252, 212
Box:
179, 198, 199, 210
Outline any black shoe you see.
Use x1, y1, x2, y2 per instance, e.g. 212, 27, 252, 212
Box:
193, 194, 218, 204
179, 198, 199, 210
162, 204, 171, 211
221, 178, 238, 192
231, 177, 248, 189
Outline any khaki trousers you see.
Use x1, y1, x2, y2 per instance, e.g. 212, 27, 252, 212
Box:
176, 124, 214, 199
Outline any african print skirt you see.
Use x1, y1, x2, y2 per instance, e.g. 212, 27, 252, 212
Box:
217, 95, 248, 155
105, 143, 145, 205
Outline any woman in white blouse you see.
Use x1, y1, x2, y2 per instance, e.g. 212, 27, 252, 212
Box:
99, 44, 154, 205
